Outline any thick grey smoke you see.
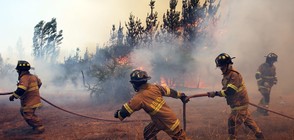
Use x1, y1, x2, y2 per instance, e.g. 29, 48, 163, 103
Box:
214, 0, 294, 93
1, 0, 293, 105
130, 0, 294, 95
0, 58, 89, 105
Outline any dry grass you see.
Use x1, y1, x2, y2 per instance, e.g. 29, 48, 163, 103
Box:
0, 90, 294, 140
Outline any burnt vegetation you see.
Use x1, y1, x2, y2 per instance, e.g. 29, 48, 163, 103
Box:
1, 1, 294, 140
0, 0, 221, 104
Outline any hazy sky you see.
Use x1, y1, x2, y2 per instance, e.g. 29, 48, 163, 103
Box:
1, 0, 294, 94
0, 0, 187, 62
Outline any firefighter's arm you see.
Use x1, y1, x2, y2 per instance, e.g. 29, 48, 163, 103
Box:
9, 87, 26, 101
272, 68, 277, 84
15, 78, 29, 98
218, 86, 236, 97
256, 71, 265, 86
208, 85, 237, 98
255, 71, 262, 80
219, 73, 241, 97
220, 74, 241, 97
114, 107, 130, 121
36, 76, 42, 88
159, 85, 180, 98
114, 96, 142, 121
158, 85, 189, 103
256, 65, 266, 84
273, 76, 277, 85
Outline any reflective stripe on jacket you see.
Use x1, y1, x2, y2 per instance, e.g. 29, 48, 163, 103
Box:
222, 69, 249, 108
17, 72, 42, 108
256, 62, 276, 88
123, 83, 181, 131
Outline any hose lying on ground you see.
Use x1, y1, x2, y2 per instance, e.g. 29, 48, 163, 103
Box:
187, 93, 294, 120
0, 92, 148, 123
2, 92, 293, 121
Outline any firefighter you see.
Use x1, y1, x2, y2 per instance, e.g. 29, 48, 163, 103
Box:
9, 60, 45, 134
255, 53, 278, 116
207, 53, 264, 140
114, 69, 189, 140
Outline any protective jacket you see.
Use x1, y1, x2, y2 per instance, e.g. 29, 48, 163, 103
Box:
13, 71, 42, 109
256, 62, 277, 90
219, 68, 249, 109
118, 83, 182, 132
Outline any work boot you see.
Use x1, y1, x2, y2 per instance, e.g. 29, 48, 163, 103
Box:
263, 105, 269, 116
263, 111, 269, 116
32, 126, 45, 134
256, 108, 269, 116
228, 135, 237, 140
255, 132, 264, 139
256, 107, 264, 113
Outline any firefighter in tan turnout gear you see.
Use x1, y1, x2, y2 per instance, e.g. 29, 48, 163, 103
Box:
207, 53, 264, 140
114, 70, 189, 140
256, 53, 278, 116
9, 60, 45, 134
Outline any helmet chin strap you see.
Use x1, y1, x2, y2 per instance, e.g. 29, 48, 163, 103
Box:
17, 70, 22, 77
131, 83, 142, 92
266, 60, 275, 66
221, 64, 232, 74
131, 81, 147, 92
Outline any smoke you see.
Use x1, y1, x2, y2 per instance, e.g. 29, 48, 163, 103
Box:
0, 57, 90, 106
130, 0, 294, 95
195, 0, 294, 93
1, 0, 293, 106
213, 0, 294, 94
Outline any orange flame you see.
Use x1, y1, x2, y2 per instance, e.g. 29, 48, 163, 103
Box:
117, 56, 129, 65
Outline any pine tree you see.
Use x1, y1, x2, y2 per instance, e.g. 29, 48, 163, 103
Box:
117, 22, 124, 45
33, 18, 63, 63
144, 0, 159, 47
84, 48, 90, 62
125, 13, 144, 48
162, 0, 181, 36
181, 0, 207, 46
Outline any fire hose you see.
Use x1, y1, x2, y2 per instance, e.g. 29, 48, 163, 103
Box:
2, 92, 293, 127
0, 92, 148, 123
182, 93, 294, 131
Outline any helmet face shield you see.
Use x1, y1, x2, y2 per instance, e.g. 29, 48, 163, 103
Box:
129, 70, 151, 92
129, 70, 151, 83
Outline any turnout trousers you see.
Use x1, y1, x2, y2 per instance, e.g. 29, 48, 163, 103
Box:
20, 107, 45, 132
143, 122, 186, 140
228, 108, 264, 140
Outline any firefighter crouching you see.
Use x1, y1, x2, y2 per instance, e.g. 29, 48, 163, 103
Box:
9, 60, 45, 134
255, 53, 278, 116
207, 53, 264, 140
114, 70, 189, 140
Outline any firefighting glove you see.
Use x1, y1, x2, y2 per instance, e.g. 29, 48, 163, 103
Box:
180, 93, 190, 104
114, 110, 120, 118
207, 91, 220, 98
9, 95, 15, 101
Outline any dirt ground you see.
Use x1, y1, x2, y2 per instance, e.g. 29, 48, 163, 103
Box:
1, 89, 294, 140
